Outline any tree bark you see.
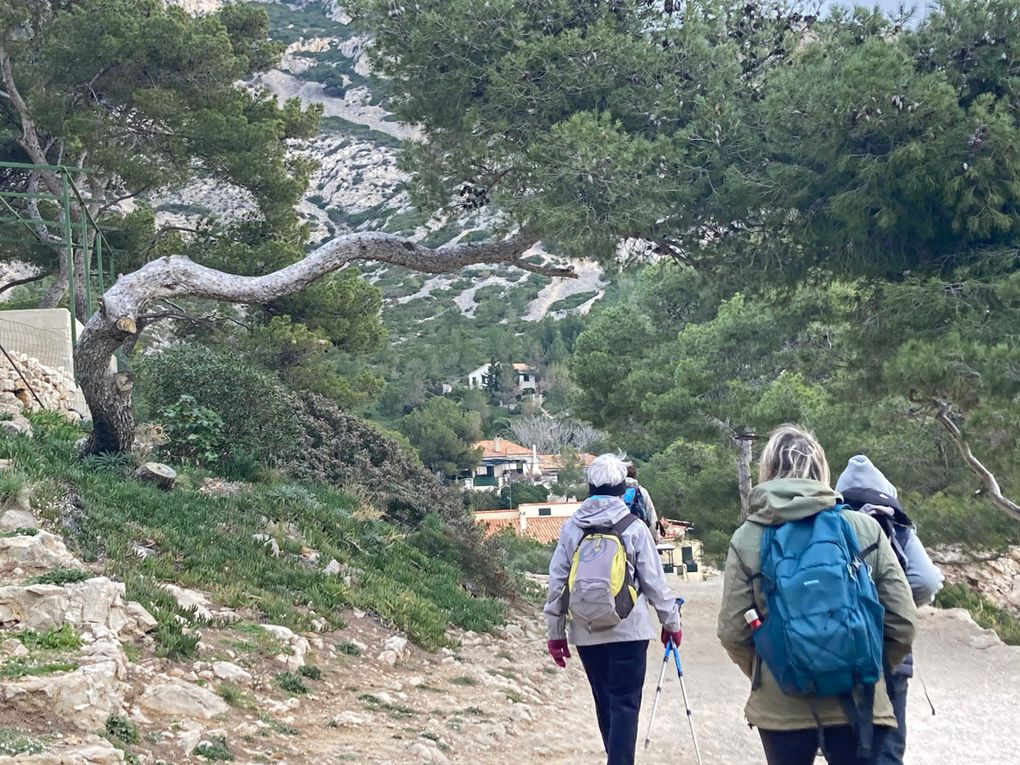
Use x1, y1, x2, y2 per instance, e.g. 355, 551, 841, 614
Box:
75, 233, 573, 455
934, 400, 1020, 523
135, 462, 176, 491
735, 432, 754, 521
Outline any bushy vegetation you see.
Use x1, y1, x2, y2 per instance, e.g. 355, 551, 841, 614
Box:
936, 583, 1020, 646
138, 347, 301, 468
0, 413, 510, 650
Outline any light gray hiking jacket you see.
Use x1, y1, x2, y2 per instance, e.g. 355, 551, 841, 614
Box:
544, 496, 680, 646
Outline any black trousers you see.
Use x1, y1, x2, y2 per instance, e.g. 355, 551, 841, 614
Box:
576, 640, 648, 765
760, 725, 892, 765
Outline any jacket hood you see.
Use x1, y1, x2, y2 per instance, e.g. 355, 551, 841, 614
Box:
835, 455, 898, 499
748, 478, 841, 525
573, 496, 631, 528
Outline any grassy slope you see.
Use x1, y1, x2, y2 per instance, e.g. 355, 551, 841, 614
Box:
0, 414, 505, 651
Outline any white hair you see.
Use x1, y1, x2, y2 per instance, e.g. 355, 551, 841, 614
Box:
587, 453, 628, 487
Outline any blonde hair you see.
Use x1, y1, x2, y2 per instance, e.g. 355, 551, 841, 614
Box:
758, 424, 831, 486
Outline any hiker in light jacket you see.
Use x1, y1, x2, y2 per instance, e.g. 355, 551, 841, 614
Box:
717, 426, 918, 765
545, 453, 682, 765
836, 455, 944, 765
625, 462, 661, 542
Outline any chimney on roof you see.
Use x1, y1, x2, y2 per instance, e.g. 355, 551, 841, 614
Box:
518, 506, 527, 532
532, 445, 539, 475
494, 436, 502, 451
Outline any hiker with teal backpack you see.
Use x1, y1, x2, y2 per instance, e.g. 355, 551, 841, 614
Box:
717, 425, 918, 765
624, 462, 662, 542
544, 453, 683, 765
836, 455, 944, 765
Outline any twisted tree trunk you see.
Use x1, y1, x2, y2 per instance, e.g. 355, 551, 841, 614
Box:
934, 400, 1020, 523
75, 233, 572, 455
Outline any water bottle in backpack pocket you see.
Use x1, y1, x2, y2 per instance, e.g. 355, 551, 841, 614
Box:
566, 515, 639, 631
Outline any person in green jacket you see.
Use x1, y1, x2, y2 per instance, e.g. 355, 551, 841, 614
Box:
717, 425, 917, 765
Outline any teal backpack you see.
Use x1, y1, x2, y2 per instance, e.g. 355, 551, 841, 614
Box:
752, 507, 885, 756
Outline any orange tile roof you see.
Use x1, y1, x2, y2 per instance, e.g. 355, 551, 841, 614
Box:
473, 512, 568, 545
512, 363, 532, 372
475, 516, 517, 538
521, 516, 568, 544
474, 439, 533, 460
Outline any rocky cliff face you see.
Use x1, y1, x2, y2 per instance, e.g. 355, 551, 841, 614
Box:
156, 0, 607, 330
932, 545, 1020, 616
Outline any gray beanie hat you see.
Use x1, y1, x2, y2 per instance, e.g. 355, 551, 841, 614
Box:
835, 455, 898, 499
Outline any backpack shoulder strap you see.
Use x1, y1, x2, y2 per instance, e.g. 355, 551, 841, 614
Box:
611, 513, 639, 536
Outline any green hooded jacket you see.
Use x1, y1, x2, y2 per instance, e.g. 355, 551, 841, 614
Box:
716, 478, 918, 731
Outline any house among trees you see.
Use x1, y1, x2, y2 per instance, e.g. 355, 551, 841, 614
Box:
466, 361, 537, 394
461, 436, 595, 491
463, 437, 537, 489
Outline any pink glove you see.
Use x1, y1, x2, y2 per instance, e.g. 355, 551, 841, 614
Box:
661, 625, 683, 648
547, 639, 571, 668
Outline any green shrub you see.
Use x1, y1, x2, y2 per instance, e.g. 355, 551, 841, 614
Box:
935, 583, 1020, 645
0, 527, 37, 538
105, 714, 139, 745
275, 671, 308, 695
0, 659, 75, 678
192, 736, 234, 761
156, 395, 225, 467
298, 664, 321, 680
16, 625, 81, 652
152, 617, 200, 661
491, 530, 554, 576
336, 640, 362, 656
0, 728, 45, 756
138, 346, 300, 466
28, 568, 90, 585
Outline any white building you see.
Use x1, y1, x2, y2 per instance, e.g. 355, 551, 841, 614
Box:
466, 362, 537, 393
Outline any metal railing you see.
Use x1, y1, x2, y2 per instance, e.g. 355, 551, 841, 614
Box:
0, 160, 119, 343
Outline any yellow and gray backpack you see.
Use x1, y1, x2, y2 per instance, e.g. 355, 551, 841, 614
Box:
567, 515, 639, 631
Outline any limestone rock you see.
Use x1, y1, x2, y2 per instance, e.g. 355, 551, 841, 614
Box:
322, 558, 342, 575
1, 636, 28, 656
212, 660, 252, 685
0, 506, 36, 531
0, 577, 155, 637
377, 649, 398, 666
159, 583, 235, 623
330, 710, 371, 727
136, 679, 230, 719
14, 736, 126, 764
0, 413, 33, 437
384, 635, 409, 659
2, 660, 126, 730
0, 530, 80, 575
263, 624, 310, 670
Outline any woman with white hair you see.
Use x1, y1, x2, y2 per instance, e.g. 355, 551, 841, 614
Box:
544, 453, 682, 765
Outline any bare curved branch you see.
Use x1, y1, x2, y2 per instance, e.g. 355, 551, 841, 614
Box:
935, 399, 1020, 523
76, 232, 575, 455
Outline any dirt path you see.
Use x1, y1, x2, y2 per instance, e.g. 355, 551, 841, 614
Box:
292, 575, 1020, 765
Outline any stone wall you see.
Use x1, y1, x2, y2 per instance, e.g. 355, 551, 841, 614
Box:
0, 352, 79, 420
930, 544, 1020, 615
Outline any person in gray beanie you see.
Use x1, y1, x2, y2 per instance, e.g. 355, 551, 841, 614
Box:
835, 455, 943, 765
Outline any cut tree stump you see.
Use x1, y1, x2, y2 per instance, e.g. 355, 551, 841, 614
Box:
136, 462, 176, 491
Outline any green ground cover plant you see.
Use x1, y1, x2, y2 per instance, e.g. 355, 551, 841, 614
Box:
0, 413, 508, 653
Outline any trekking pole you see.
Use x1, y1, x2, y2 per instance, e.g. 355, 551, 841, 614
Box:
644, 597, 685, 750
670, 636, 704, 765
642, 640, 672, 750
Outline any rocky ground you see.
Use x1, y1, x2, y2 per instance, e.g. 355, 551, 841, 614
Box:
2, 484, 1017, 765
